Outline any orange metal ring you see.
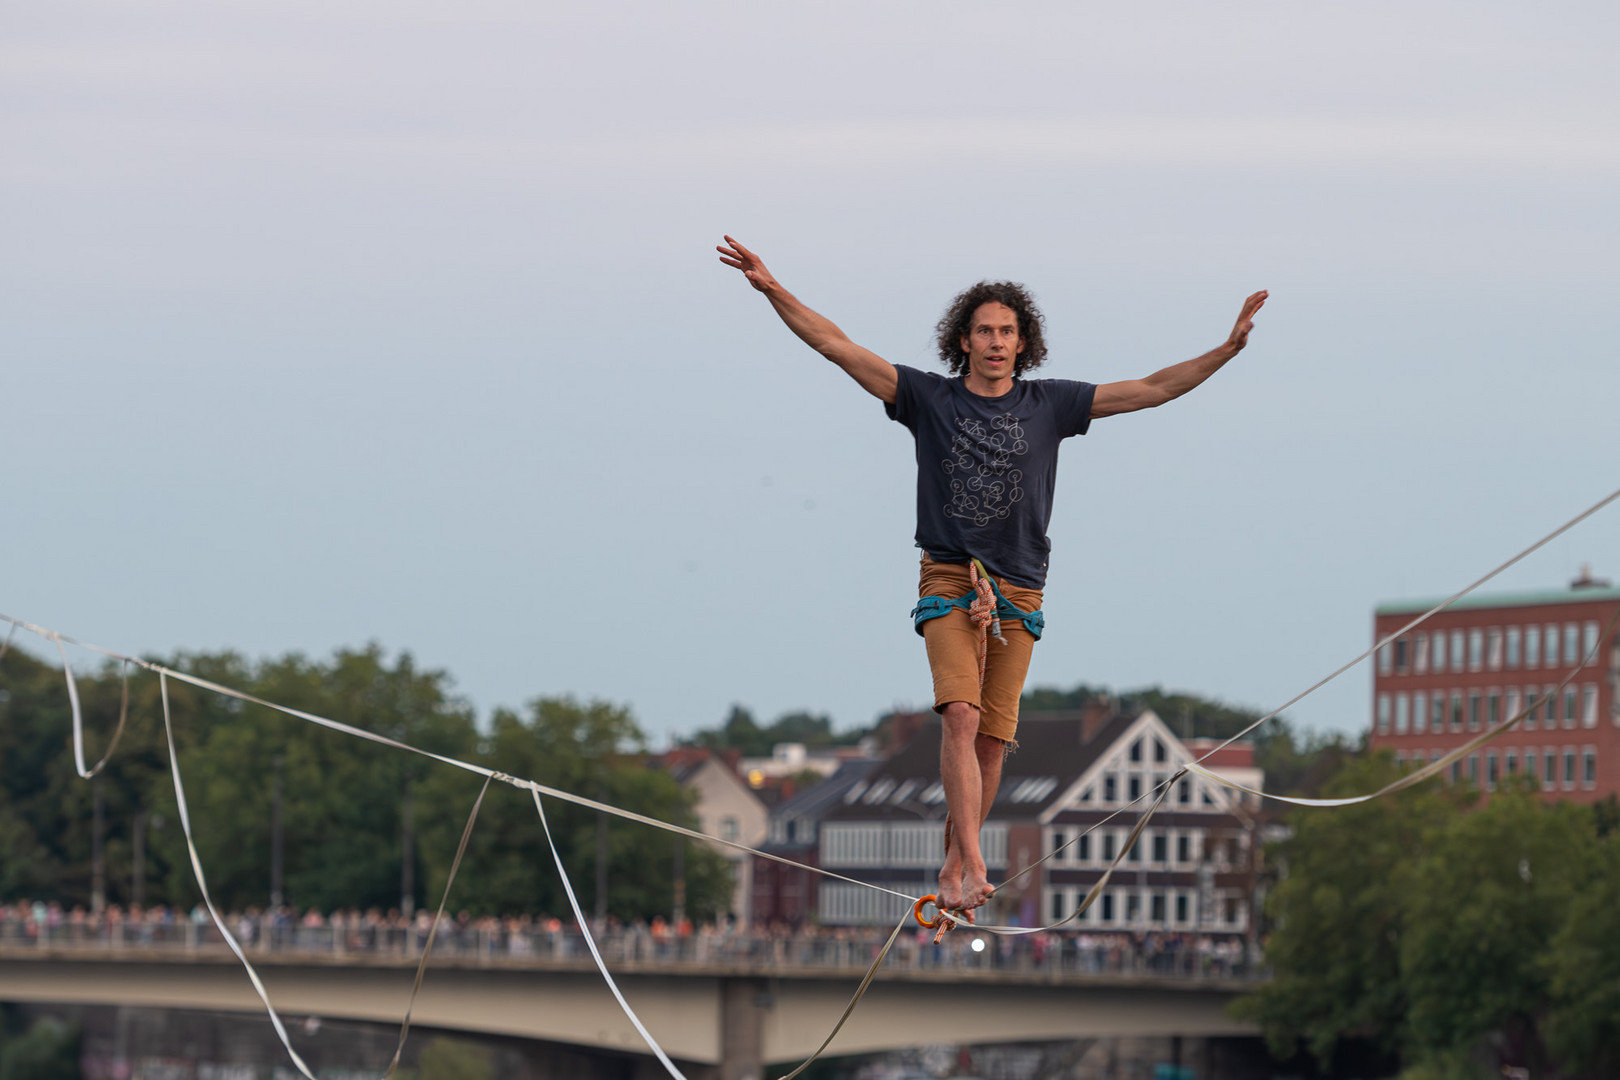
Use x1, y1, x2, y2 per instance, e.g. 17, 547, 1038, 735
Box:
913, 895, 940, 929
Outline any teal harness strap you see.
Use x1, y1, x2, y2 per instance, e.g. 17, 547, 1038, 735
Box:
911, 564, 1045, 641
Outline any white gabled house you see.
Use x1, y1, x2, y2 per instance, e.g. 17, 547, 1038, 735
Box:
816, 700, 1263, 934
1038, 708, 1261, 936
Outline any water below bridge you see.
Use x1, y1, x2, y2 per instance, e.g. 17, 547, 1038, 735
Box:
0, 924, 1270, 1079
0, 1002, 1272, 1080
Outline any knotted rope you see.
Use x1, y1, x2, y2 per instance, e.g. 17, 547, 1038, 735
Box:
967, 559, 1005, 688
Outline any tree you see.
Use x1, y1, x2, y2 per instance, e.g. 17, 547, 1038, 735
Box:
1399, 784, 1597, 1074
1542, 829, 1620, 1076
1022, 682, 1347, 796
684, 705, 864, 756
415, 696, 732, 922
147, 646, 478, 914
1234, 755, 1465, 1070
0, 648, 177, 908
0, 1007, 80, 1080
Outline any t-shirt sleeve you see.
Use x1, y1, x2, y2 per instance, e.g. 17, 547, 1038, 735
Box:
1051, 379, 1098, 438
883, 364, 928, 429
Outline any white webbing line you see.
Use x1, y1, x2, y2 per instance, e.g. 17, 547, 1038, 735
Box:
158, 671, 321, 1080
0, 613, 928, 1077
55, 633, 131, 780
1187, 483, 1620, 769
1187, 603, 1620, 809
0, 612, 914, 905
960, 483, 1620, 935
965, 617, 1610, 937
935, 778, 1177, 937
381, 775, 493, 1080
4, 480, 1615, 1068
770, 909, 914, 1080
530, 790, 690, 1080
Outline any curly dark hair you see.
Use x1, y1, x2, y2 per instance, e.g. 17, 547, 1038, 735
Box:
934, 281, 1049, 377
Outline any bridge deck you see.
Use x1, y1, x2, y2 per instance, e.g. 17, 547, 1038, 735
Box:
0, 942, 1262, 1067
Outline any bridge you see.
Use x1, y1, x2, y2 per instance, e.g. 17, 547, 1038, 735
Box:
0, 928, 1262, 1080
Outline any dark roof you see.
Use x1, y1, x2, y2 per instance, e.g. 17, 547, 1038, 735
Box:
821, 709, 1139, 822
771, 759, 883, 823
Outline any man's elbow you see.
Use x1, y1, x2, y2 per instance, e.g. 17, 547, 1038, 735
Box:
1133, 381, 1175, 411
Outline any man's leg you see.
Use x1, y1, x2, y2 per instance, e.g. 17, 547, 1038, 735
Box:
919, 557, 1041, 913
975, 731, 1005, 830
950, 584, 1041, 913
938, 700, 995, 911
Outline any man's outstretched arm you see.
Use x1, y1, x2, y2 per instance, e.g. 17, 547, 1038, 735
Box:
1091, 290, 1268, 418
719, 236, 899, 404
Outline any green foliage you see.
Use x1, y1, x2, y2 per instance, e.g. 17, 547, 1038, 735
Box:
0, 647, 176, 905
1401, 788, 1594, 1070
1543, 830, 1620, 1076
1022, 682, 1349, 796
0, 647, 732, 922
0, 1013, 81, 1080
1234, 755, 1462, 1068
416, 697, 732, 921
415, 1036, 495, 1080
1240, 757, 1616, 1078
1393, 1048, 1494, 1080
684, 704, 864, 756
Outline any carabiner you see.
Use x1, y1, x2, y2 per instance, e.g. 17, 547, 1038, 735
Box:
913, 895, 941, 929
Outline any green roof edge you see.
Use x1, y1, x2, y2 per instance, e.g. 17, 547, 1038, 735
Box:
1376, 585, 1620, 616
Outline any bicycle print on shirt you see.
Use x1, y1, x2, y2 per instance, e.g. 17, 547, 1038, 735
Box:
941, 413, 1028, 527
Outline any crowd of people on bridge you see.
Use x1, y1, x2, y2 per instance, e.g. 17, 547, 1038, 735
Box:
0, 899, 1256, 979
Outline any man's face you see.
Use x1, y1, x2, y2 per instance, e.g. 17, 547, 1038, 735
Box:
959, 301, 1024, 385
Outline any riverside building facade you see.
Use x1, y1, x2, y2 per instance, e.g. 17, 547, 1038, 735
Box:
1369, 569, 1620, 802
813, 703, 1263, 936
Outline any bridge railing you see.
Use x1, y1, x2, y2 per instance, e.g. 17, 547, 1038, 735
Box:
0, 916, 1261, 981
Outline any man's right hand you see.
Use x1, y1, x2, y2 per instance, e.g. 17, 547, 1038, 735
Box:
715, 235, 899, 403
717, 236, 779, 294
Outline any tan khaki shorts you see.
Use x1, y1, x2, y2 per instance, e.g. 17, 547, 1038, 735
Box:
919, 555, 1043, 744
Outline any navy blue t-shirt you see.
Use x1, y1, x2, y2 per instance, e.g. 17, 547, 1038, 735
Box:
885, 365, 1096, 589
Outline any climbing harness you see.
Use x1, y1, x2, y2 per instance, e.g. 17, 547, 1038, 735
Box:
911, 557, 1044, 644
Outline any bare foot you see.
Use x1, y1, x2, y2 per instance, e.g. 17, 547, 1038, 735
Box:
961, 864, 994, 911
937, 849, 965, 910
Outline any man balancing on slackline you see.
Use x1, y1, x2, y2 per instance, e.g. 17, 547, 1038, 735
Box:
718, 236, 1267, 917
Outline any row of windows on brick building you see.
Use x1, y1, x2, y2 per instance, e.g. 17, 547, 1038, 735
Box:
1375, 684, 1604, 734
1393, 744, 1599, 792
1377, 620, 1603, 677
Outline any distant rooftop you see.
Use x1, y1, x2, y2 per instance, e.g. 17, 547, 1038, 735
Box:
1377, 568, 1620, 616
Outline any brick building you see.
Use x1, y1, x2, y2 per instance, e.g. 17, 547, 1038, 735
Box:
1369, 569, 1620, 801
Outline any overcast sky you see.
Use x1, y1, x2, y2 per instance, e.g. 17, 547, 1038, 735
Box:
5, 1, 1618, 747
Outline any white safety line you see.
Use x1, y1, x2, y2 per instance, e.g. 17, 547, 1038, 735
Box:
531, 790, 690, 1080
158, 672, 321, 1080
382, 776, 493, 1079
0, 613, 915, 906
1, 480, 1614, 1076
977, 483, 1620, 927
1189, 483, 1620, 767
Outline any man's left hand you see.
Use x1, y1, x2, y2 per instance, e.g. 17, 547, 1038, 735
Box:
1227, 290, 1269, 352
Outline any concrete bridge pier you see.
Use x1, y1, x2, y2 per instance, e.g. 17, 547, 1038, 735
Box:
720, 977, 771, 1080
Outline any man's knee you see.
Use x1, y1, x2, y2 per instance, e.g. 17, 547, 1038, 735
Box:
974, 732, 1006, 765
940, 701, 980, 739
